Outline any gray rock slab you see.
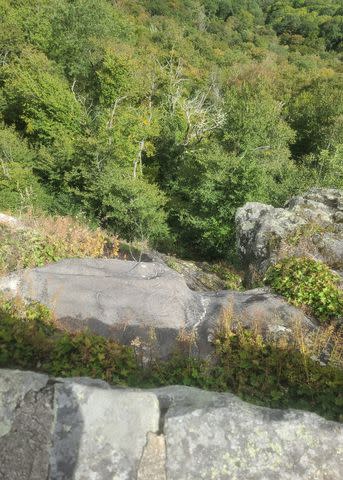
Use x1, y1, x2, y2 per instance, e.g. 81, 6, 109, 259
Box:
159, 386, 343, 480
0, 257, 204, 329
0, 369, 160, 480
1, 371, 343, 480
0, 369, 52, 480
0, 259, 315, 357
0, 368, 49, 437
50, 382, 160, 480
0, 258, 211, 357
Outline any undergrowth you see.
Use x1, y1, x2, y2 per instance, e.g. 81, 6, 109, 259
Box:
205, 261, 243, 290
164, 256, 243, 291
1, 298, 342, 422
265, 257, 343, 322
0, 213, 119, 274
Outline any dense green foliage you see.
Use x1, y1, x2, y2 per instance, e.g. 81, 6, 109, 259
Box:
0, 300, 138, 383
265, 257, 343, 322
0, 0, 342, 258
1, 299, 342, 421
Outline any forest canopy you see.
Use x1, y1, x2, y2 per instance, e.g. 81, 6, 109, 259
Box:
0, 0, 342, 259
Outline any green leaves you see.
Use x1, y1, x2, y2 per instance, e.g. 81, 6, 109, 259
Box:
0, 0, 342, 254
96, 49, 132, 108
0, 124, 49, 210
166, 143, 258, 258
2, 48, 86, 144
265, 257, 343, 322
288, 77, 343, 158
97, 166, 169, 243
223, 82, 295, 157
265, 0, 343, 51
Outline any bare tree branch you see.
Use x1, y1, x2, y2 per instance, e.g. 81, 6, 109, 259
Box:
107, 95, 128, 130
180, 86, 225, 146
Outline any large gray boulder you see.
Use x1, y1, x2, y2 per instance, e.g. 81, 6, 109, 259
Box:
1, 369, 343, 480
160, 386, 343, 480
0, 258, 315, 357
236, 188, 343, 282
0, 369, 159, 480
50, 382, 159, 480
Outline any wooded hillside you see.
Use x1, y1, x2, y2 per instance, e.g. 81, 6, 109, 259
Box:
0, 0, 342, 258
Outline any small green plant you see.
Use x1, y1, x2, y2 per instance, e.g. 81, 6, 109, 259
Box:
209, 262, 243, 290
0, 298, 138, 384
264, 257, 343, 322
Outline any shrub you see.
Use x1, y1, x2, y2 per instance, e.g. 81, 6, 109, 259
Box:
264, 257, 343, 322
0, 298, 342, 421
0, 124, 50, 211
97, 168, 169, 244
0, 299, 138, 384
214, 315, 343, 421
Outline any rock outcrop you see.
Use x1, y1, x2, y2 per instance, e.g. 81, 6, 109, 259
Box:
236, 188, 343, 282
0, 258, 315, 357
145, 251, 240, 292
0, 369, 342, 480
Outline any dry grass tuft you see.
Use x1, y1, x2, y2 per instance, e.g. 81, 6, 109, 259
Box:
0, 211, 119, 274
216, 307, 343, 370
21, 211, 119, 259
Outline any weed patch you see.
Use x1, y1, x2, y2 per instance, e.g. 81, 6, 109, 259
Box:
0, 298, 342, 421
0, 214, 119, 274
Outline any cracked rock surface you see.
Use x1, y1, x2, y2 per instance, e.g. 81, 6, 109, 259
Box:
0, 375, 53, 480
0, 258, 314, 358
0, 369, 343, 480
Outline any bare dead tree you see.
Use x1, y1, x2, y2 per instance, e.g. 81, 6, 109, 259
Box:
71, 78, 77, 94
167, 58, 186, 113
133, 77, 156, 178
157, 58, 225, 146
0, 50, 9, 66
107, 95, 127, 130
180, 86, 225, 146
69, 80, 95, 122
133, 139, 145, 178
156, 56, 186, 112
